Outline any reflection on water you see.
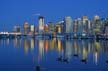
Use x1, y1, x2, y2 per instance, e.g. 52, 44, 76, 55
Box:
0, 38, 108, 71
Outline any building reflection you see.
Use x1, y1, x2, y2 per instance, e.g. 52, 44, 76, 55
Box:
81, 40, 88, 63
50, 38, 56, 51
14, 38, 21, 48
6, 38, 9, 45
45, 40, 49, 53
65, 40, 72, 61
57, 39, 62, 54
30, 38, 35, 51
38, 40, 44, 59
24, 39, 30, 54
103, 41, 108, 63
73, 40, 79, 57
1, 38, 108, 65
55, 39, 107, 64
34, 39, 45, 70
93, 40, 100, 65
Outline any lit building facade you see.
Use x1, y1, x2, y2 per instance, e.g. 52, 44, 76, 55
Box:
77, 18, 83, 33
48, 22, 56, 33
93, 15, 101, 34
64, 16, 73, 33
82, 16, 88, 33
24, 22, 29, 35
38, 16, 44, 34
13, 26, 21, 33
73, 19, 78, 33
30, 25, 35, 33
44, 24, 48, 33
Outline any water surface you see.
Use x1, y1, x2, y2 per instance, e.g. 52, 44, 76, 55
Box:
0, 38, 108, 71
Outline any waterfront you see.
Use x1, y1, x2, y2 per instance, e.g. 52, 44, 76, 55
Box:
0, 38, 108, 71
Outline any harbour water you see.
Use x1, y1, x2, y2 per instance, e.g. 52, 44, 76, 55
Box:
0, 38, 108, 71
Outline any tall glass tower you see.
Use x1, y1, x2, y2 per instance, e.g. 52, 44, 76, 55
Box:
24, 21, 29, 35
64, 16, 73, 33
38, 16, 44, 34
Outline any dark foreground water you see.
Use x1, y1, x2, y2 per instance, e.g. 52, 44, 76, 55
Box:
0, 38, 108, 71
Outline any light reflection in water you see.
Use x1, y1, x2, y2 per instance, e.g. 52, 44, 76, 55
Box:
81, 40, 88, 63
50, 38, 56, 51
38, 40, 44, 59
30, 38, 35, 51
93, 40, 100, 65
57, 39, 62, 53
14, 38, 21, 48
45, 40, 49, 52
1, 38, 108, 70
73, 41, 79, 57
24, 39, 29, 54
65, 40, 72, 61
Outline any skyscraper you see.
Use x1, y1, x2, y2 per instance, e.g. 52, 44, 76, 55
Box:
16, 26, 21, 33
82, 16, 89, 33
77, 18, 83, 33
93, 15, 101, 34
94, 15, 100, 22
73, 19, 78, 33
38, 16, 44, 34
44, 24, 48, 33
64, 16, 73, 33
30, 25, 35, 33
24, 22, 29, 35
30, 25, 35, 37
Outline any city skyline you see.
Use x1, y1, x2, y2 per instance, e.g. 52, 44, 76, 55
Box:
0, 0, 108, 71
0, 0, 108, 26
0, 15, 108, 34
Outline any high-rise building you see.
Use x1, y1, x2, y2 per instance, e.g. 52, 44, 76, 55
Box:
77, 18, 83, 33
24, 22, 29, 35
38, 16, 44, 34
58, 21, 65, 33
55, 24, 62, 33
48, 22, 55, 33
82, 16, 88, 23
64, 16, 73, 33
44, 24, 48, 33
87, 20, 92, 33
82, 16, 89, 33
30, 25, 35, 37
94, 15, 100, 22
30, 25, 35, 33
16, 26, 21, 33
13, 26, 21, 33
73, 19, 78, 33
93, 15, 101, 34
103, 18, 108, 34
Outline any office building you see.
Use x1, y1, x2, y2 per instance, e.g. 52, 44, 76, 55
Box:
73, 19, 78, 32
82, 16, 89, 33
24, 22, 29, 35
77, 18, 83, 33
48, 22, 55, 33
16, 26, 21, 33
30, 25, 35, 33
44, 24, 48, 33
93, 15, 101, 34
64, 16, 73, 33
38, 16, 44, 34
55, 24, 61, 33
94, 15, 100, 22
